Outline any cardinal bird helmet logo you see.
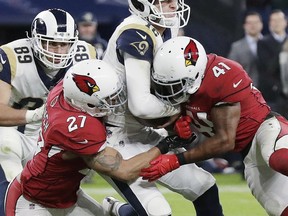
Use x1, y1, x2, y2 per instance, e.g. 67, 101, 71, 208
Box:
184, 39, 199, 67
72, 73, 100, 96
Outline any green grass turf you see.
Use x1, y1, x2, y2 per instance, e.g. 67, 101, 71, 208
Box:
81, 172, 267, 216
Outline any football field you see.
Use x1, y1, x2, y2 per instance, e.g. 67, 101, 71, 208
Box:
81, 173, 267, 216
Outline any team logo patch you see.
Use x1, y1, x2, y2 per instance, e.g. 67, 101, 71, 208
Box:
184, 39, 199, 67
72, 73, 100, 96
130, 41, 149, 56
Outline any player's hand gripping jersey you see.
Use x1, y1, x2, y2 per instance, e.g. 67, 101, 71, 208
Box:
185, 54, 271, 151
20, 81, 106, 208
0, 38, 96, 135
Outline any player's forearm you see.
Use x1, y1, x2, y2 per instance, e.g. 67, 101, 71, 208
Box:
127, 147, 161, 180
180, 135, 234, 164
125, 54, 179, 118
129, 96, 180, 118
180, 102, 239, 163
0, 104, 27, 126
119, 147, 162, 181
85, 147, 160, 182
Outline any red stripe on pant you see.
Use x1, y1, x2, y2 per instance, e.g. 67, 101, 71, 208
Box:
5, 177, 22, 216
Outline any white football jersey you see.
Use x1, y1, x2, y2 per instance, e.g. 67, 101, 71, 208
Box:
103, 15, 178, 127
0, 38, 96, 136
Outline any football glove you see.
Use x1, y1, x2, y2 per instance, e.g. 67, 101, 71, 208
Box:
140, 154, 180, 182
25, 105, 45, 123
163, 133, 197, 151
174, 115, 192, 139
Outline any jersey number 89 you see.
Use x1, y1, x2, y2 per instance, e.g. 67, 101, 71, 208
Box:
14, 47, 32, 63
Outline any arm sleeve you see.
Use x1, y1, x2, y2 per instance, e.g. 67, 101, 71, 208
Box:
0, 47, 13, 84
124, 53, 180, 119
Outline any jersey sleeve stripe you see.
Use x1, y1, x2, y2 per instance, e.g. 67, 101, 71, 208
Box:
1, 46, 17, 80
86, 43, 97, 59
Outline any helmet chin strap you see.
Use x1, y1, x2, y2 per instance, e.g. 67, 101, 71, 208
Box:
160, 16, 179, 27
149, 15, 179, 28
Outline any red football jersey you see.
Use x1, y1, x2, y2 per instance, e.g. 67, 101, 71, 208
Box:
20, 80, 107, 208
185, 54, 271, 152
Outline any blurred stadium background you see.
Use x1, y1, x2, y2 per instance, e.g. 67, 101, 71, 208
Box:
1, 0, 287, 56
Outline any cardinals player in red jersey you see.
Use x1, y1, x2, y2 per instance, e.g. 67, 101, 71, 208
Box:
140, 36, 288, 216
4, 59, 170, 216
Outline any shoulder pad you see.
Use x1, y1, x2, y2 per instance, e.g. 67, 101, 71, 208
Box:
117, 25, 158, 61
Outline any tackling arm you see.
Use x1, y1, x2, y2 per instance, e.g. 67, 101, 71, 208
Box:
82, 146, 161, 182
140, 102, 241, 181
181, 102, 240, 163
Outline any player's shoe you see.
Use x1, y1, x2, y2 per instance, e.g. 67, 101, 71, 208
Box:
102, 196, 120, 216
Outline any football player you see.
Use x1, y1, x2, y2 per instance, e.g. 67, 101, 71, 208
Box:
102, 0, 223, 216
4, 59, 175, 215
0, 8, 96, 215
140, 36, 288, 216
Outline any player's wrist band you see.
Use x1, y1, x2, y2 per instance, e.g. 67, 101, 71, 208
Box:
155, 140, 169, 154
176, 152, 187, 165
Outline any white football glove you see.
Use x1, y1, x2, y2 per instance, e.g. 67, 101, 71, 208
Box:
25, 104, 45, 124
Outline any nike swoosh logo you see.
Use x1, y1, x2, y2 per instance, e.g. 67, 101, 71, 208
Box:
77, 139, 88, 144
136, 31, 147, 40
233, 79, 242, 88
0, 54, 6, 64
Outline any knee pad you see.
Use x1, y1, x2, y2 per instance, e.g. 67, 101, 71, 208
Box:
146, 196, 171, 216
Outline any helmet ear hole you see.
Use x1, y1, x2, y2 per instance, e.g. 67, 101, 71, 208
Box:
128, 0, 151, 18
133, 0, 145, 12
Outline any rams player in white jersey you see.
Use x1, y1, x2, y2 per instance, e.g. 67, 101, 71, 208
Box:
0, 8, 96, 215
102, 0, 224, 216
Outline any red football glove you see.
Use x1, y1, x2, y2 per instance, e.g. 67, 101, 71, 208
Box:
140, 154, 180, 182
174, 115, 192, 139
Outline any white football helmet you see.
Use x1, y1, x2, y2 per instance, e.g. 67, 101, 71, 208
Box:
128, 0, 190, 28
28, 8, 79, 69
63, 59, 127, 117
152, 36, 207, 105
